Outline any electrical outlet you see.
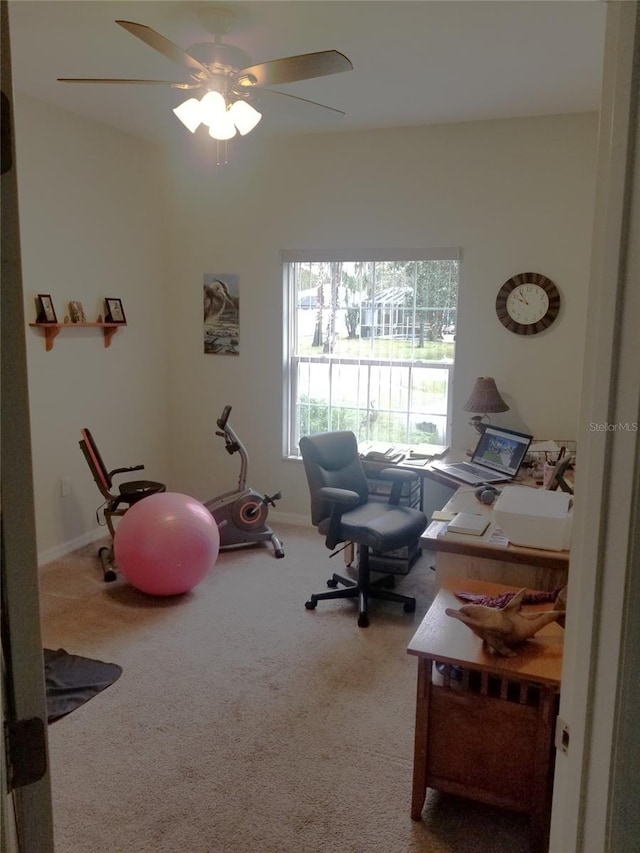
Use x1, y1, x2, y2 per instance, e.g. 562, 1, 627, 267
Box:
61, 477, 71, 497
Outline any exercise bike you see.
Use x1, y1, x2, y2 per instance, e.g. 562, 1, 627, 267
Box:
205, 405, 284, 558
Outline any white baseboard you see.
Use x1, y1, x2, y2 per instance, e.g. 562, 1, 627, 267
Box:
37, 527, 107, 567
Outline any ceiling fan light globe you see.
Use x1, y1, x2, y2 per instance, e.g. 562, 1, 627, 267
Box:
208, 114, 237, 141
229, 100, 262, 135
199, 90, 227, 127
173, 97, 202, 133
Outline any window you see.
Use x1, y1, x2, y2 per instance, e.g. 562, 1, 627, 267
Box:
283, 249, 459, 458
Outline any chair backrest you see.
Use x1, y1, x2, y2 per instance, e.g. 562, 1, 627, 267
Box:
299, 431, 370, 526
79, 428, 113, 498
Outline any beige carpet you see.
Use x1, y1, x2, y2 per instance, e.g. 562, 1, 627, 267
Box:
39, 523, 533, 853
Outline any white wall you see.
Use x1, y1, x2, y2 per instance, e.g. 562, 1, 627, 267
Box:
13, 97, 598, 557
161, 113, 598, 521
14, 94, 172, 561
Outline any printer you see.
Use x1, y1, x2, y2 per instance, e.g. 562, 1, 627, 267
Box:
493, 485, 573, 551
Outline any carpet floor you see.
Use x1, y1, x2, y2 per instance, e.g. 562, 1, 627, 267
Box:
39, 523, 533, 853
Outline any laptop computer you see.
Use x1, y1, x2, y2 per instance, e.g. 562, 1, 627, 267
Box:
431, 425, 533, 485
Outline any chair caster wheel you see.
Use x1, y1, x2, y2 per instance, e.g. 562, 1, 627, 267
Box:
404, 601, 416, 613
275, 549, 285, 559
305, 599, 317, 610
327, 578, 339, 588
103, 570, 117, 583
358, 614, 370, 628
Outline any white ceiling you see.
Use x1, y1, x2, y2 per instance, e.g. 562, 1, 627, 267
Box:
7, 1, 607, 145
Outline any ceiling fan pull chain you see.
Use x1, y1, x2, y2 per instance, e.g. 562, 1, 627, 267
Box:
216, 140, 229, 168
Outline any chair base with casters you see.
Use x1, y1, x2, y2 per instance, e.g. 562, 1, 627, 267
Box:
300, 430, 427, 627
79, 428, 166, 581
305, 543, 416, 628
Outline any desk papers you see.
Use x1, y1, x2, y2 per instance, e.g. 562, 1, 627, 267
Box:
447, 513, 490, 536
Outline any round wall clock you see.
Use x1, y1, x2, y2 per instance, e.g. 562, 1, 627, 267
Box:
495, 272, 561, 335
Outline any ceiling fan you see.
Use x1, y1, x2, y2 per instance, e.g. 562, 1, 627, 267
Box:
57, 6, 353, 141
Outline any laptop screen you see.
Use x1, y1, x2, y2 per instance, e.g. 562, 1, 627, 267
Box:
471, 425, 533, 477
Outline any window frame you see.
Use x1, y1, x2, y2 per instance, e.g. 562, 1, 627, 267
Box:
282, 248, 460, 458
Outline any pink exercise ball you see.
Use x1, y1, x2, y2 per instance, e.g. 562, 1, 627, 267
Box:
114, 492, 220, 596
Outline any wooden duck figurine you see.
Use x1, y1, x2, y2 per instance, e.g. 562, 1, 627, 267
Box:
445, 588, 565, 656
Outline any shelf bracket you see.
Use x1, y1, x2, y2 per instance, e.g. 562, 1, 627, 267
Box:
103, 326, 118, 348
42, 325, 60, 351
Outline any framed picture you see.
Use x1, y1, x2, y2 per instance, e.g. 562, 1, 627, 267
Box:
37, 293, 57, 323
105, 298, 126, 324
203, 274, 239, 355
544, 453, 574, 494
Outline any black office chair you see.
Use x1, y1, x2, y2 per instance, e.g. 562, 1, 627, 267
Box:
79, 428, 166, 581
299, 430, 427, 627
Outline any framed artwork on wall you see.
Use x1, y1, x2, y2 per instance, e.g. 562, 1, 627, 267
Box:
36, 293, 57, 323
105, 298, 126, 324
203, 274, 239, 355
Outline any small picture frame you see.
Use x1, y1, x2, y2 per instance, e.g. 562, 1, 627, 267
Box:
544, 453, 574, 494
37, 294, 57, 324
104, 298, 126, 324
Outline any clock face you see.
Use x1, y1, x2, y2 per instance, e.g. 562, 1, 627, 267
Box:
506, 284, 549, 324
496, 272, 560, 335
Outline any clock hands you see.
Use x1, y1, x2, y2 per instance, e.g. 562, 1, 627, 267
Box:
515, 292, 530, 305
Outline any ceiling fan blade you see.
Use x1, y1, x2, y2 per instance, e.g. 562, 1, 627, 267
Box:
116, 20, 212, 78
238, 50, 352, 88
57, 78, 198, 89
250, 88, 346, 120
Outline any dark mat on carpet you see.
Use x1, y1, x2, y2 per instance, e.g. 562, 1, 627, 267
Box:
44, 648, 122, 723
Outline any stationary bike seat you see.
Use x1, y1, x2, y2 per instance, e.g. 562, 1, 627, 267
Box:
118, 480, 166, 503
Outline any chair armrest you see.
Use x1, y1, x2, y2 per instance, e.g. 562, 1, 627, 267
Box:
109, 464, 144, 478
318, 486, 361, 549
378, 467, 419, 505
318, 486, 361, 507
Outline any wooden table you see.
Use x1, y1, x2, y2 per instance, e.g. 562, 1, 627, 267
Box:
407, 579, 563, 851
420, 485, 570, 591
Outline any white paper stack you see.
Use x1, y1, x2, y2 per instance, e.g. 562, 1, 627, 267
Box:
446, 513, 490, 536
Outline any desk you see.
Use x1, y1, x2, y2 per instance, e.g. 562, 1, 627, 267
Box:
360, 447, 465, 518
361, 445, 463, 480
407, 579, 563, 851
363, 446, 538, 502
420, 485, 569, 591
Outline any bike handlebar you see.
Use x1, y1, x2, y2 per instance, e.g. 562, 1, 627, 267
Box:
216, 405, 232, 431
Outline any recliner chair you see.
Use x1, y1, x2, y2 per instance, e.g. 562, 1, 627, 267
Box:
299, 430, 427, 627
79, 428, 166, 581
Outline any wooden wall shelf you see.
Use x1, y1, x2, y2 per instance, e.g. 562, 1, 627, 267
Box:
29, 322, 125, 351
